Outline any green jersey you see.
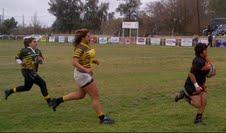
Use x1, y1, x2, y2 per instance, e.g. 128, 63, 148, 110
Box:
15, 47, 43, 72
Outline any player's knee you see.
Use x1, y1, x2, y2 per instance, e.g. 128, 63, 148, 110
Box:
24, 85, 32, 91
191, 101, 202, 108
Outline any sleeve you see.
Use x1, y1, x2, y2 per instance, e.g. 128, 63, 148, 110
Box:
15, 49, 23, 60
37, 49, 44, 59
73, 48, 83, 58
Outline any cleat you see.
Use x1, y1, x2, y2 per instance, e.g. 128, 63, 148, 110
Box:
51, 98, 60, 112
4, 90, 11, 100
100, 116, 115, 124
175, 90, 185, 102
194, 119, 206, 125
47, 99, 53, 107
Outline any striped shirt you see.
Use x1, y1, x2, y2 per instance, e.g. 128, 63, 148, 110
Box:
73, 43, 95, 68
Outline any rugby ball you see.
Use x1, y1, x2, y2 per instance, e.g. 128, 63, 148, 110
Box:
207, 64, 216, 78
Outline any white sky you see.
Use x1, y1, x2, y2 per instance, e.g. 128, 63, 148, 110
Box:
0, 0, 157, 27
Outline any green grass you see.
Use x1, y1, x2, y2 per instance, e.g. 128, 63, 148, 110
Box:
0, 40, 226, 132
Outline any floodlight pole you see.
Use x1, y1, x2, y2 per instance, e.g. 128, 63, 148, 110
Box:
129, 28, 131, 37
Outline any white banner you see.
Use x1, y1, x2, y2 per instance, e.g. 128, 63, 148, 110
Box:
99, 37, 108, 44
165, 38, 176, 46
136, 37, 146, 45
58, 36, 65, 43
181, 38, 193, 47
110, 37, 120, 44
198, 38, 208, 45
122, 22, 139, 29
151, 38, 161, 45
49, 36, 55, 42
68, 36, 75, 43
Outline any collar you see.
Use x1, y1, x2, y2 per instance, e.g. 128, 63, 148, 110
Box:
27, 47, 36, 54
80, 42, 91, 49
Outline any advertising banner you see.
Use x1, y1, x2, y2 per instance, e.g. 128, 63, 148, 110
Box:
165, 38, 176, 46
99, 37, 108, 44
136, 37, 146, 45
150, 38, 161, 45
58, 36, 65, 43
181, 38, 193, 46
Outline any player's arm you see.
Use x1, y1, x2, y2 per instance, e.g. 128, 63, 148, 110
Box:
73, 58, 93, 75
92, 59, 100, 65
205, 57, 216, 77
188, 72, 204, 93
37, 50, 44, 64
15, 50, 23, 65
39, 50, 44, 60
73, 48, 93, 75
189, 59, 206, 92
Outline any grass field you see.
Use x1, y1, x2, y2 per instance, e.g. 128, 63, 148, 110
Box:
0, 40, 226, 132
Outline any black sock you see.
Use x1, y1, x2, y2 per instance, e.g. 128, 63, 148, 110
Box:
196, 113, 202, 120
99, 115, 105, 121
9, 89, 14, 94
56, 97, 64, 104
46, 98, 51, 103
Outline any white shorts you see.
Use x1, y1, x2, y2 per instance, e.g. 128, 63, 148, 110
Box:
74, 69, 93, 88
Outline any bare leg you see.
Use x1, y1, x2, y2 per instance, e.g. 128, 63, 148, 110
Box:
63, 88, 86, 101
83, 80, 104, 116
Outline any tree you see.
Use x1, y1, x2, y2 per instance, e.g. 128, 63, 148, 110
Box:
108, 12, 115, 21
208, 0, 226, 17
100, 18, 122, 36
48, 0, 109, 33
30, 12, 43, 34
48, 0, 84, 33
116, 0, 141, 21
0, 17, 17, 34
145, 0, 209, 35
83, 0, 109, 33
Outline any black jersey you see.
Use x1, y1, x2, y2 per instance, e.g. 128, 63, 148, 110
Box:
15, 47, 43, 72
184, 56, 210, 89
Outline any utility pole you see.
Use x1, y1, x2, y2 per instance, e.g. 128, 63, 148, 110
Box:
22, 14, 25, 28
196, 0, 200, 35
2, 8, 4, 21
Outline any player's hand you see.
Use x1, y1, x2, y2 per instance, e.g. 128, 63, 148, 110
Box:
196, 86, 203, 93
92, 60, 100, 65
36, 56, 44, 64
16, 59, 22, 64
85, 68, 93, 75
194, 82, 203, 94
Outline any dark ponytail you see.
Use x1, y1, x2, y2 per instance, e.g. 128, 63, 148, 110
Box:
73, 28, 89, 47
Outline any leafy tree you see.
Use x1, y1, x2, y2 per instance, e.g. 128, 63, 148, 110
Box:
116, 0, 141, 21
0, 17, 17, 34
48, 0, 84, 33
208, 0, 226, 17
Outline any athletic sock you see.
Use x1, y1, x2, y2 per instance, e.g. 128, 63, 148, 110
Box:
7, 88, 15, 95
44, 95, 51, 103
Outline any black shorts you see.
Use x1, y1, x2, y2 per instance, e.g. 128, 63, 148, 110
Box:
184, 86, 196, 96
184, 85, 206, 96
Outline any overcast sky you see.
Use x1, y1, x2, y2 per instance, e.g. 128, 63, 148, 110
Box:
0, 0, 157, 27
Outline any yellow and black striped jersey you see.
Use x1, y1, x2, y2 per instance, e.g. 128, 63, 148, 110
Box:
73, 43, 95, 68
16, 47, 43, 71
